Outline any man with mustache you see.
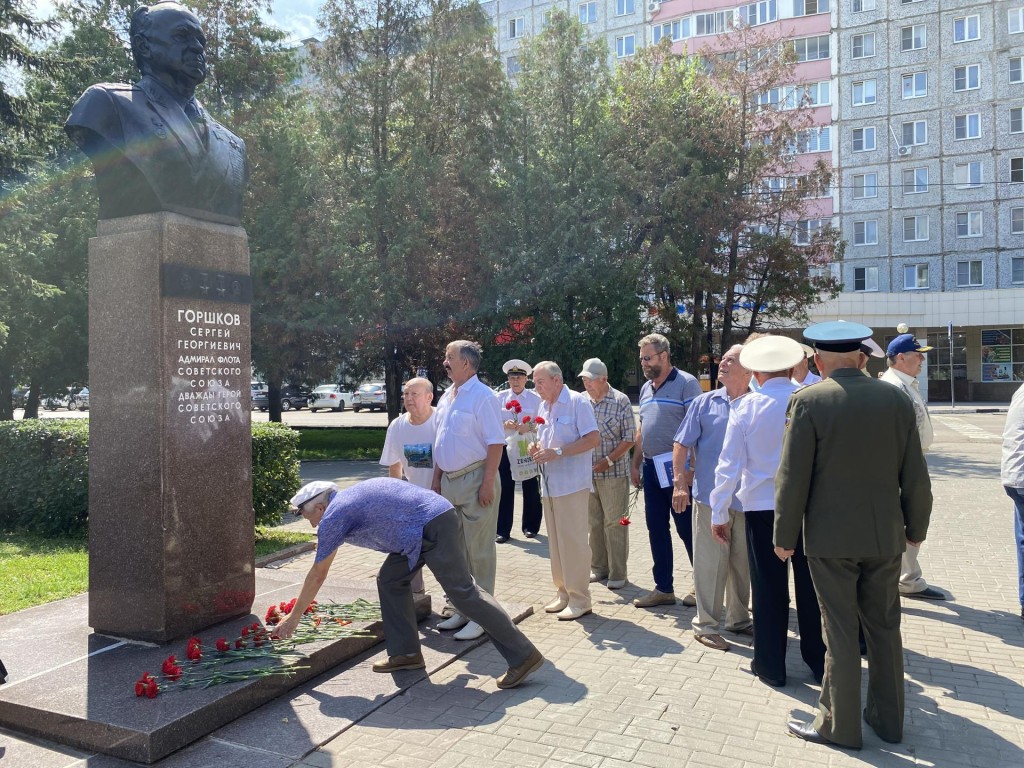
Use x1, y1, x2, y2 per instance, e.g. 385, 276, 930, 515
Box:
66, 1, 247, 225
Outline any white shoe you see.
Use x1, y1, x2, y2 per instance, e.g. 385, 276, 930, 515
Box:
606, 579, 627, 590
589, 572, 606, 583
454, 621, 485, 641
544, 598, 568, 613
437, 613, 468, 631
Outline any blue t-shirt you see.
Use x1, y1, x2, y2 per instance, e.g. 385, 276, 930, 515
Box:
314, 478, 453, 569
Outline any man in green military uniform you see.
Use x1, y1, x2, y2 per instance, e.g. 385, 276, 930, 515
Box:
774, 321, 932, 750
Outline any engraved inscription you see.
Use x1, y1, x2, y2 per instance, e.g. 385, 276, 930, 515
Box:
171, 306, 246, 426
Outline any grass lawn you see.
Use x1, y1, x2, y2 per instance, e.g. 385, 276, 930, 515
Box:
297, 427, 386, 461
1, 529, 316, 616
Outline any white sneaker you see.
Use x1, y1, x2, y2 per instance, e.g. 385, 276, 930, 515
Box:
454, 621, 485, 641
606, 579, 627, 590
589, 572, 607, 583
544, 598, 568, 613
437, 613, 468, 631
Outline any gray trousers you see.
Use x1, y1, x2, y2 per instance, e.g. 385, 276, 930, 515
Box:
377, 508, 537, 667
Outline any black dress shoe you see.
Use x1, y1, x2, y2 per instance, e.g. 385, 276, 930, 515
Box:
902, 586, 946, 600
524, 531, 536, 538
787, 721, 861, 750
495, 535, 509, 543
863, 709, 901, 744
746, 662, 785, 688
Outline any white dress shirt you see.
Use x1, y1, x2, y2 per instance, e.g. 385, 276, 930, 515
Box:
536, 384, 600, 497
1001, 384, 1024, 488
433, 375, 505, 472
708, 377, 797, 525
496, 387, 542, 433
880, 368, 933, 452
792, 371, 821, 388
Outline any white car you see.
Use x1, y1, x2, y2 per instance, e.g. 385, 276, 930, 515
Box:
352, 382, 386, 412
308, 385, 352, 412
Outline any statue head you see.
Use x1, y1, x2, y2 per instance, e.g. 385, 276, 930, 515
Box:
130, 2, 207, 93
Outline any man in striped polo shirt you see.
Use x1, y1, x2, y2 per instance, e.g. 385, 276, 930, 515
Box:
630, 333, 703, 608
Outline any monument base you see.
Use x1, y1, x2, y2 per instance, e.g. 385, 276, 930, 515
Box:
0, 574, 427, 764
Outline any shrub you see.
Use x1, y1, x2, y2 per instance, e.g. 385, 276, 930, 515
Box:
0, 420, 90, 536
0, 420, 301, 535
252, 422, 302, 526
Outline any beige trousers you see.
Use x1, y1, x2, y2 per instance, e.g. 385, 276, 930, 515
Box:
898, 543, 929, 594
440, 465, 500, 596
589, 476, 630, 582
545, 488, 593, 611
691, 501, 752, 635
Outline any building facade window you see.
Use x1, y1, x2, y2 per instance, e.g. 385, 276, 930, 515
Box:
1010, 8, 1024, 34
904, 263, 929, 289
1012, 206, 1024, 234
956, 260, 983, 286
792, 218, 827, 244
1012, 156, 1024, 182
954, 113, 981, 139
616, 0, 635, 16
956, 211, 983, 237
852, 33, 875, 59
616, 34, 636, 58
793, 0, 829, 17
954, 161, 983, 187
853, 173, 878, 198
902, 72, 927, 99
695, 10, 732, 36
903, 216, 929, 241
853, 266, 879, 291
508, 17, 524, 39
794, 126, 831, 153
1012, 57, 1023, 84
653, 18, 690, 42
953, 15, 980, 42
739, 0, 778, 26
1013, 256, 1024, 283
852, 127, 876, 151
954, 64, 980, 92
852, 79, 876, 105
506, 56, 521, 77
1011, 107, 1024, 134
854, 219, 878, 245
900, 25, 927, 51
793, 35, 830, 62
578, 2, 597, 24
903, 167, 929, 194
852, 0, 875, 10
902, 120, 927, 145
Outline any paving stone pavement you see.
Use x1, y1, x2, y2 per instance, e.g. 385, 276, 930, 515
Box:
283, 413, 1024, 768
1, 412, 1021, 767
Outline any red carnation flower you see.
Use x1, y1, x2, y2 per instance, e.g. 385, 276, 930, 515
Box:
135, 680, 146, 697
216, 638, 230, 652
161, 656, 177, 674
304, 601, 318, 614
241, 626, 250, 637
186, 644, 202, 662
534, 416, 546, 425
265, 606, 281, 625
165, 665, 182, 681
146, 679, 159, 698
619, 516, 631, 526
522, 415, 531, 423
235, 638, 245, 649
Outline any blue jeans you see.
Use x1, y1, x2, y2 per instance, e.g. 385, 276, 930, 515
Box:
1006, 486, 1024, 607
643, 459, 693, 594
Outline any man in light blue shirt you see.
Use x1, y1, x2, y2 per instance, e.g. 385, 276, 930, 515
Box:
708, 336, 825, 688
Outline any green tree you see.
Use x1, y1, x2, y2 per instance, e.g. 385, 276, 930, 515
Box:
495, 10, 641, 388
313, 0, 511, 417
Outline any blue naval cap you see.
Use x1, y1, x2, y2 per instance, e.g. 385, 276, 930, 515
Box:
804, 321, 874, 354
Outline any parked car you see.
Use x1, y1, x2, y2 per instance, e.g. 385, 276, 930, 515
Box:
11, 387, 30, 409
308, 384, 353, 412
253, 384, 312, 412
43, 386, 87, 411
250, 382, 267, 410
352, 382, 386, 412
70, 387, 90, 410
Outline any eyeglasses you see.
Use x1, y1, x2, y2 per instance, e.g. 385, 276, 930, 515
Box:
639, 352, 664, 363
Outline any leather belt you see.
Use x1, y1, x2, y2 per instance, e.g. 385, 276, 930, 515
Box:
443, 459, 486, 480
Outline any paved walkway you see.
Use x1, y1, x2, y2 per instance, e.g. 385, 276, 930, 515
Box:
2, 411, 1021, 766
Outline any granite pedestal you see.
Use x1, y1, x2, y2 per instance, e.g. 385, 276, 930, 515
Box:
0, 574, 430, 764
88, 212, 254, 643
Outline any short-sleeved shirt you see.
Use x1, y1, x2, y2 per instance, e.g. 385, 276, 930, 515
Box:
638, 367, 703, 458
379, 410, 437, 488
434, 375, 506, 472
496, 387, 542, 433
674, 387, 742, 510
587, 386, 636, 479
314, 478, 453, 569
536, 384, 600, 497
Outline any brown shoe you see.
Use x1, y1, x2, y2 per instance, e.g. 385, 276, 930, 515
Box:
634, 589, 676, 608
681, 591, 697, 607
496, 648, 545, 689
694, 633, 729, 651
372, 653, 425, 673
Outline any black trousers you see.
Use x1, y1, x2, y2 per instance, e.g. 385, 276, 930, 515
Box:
745, 509, 825, 684
497, 447, 542, 537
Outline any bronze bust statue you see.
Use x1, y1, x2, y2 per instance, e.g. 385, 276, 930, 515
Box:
65, 2, 247, 225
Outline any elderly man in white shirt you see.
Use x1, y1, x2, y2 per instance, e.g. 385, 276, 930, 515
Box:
431, 340, 507, 640
1002, 384, 1024, 622
529, 361, 601, 621
880, 333, 946, 601
791, 345, 821, 388
708, 336, 825, 688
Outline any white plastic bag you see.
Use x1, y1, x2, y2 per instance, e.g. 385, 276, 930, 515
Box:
506, 433, 539, 482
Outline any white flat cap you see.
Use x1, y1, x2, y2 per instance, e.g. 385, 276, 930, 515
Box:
502, 359, 533, 376
739, 336, 805, 373
860, 338, 885, 358
290, 481, 338, 512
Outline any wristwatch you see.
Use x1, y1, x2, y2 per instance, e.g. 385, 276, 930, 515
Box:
555, 447, 563, 457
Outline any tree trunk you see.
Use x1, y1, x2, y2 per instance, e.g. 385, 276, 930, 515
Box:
384, 343, 404, 423
689, 289, 704, 372
0, 363, 14, 421
267, 374, 283, 423
23, 381, 41, 419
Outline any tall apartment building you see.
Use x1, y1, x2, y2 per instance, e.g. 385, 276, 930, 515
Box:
478, 0, 1023, 400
